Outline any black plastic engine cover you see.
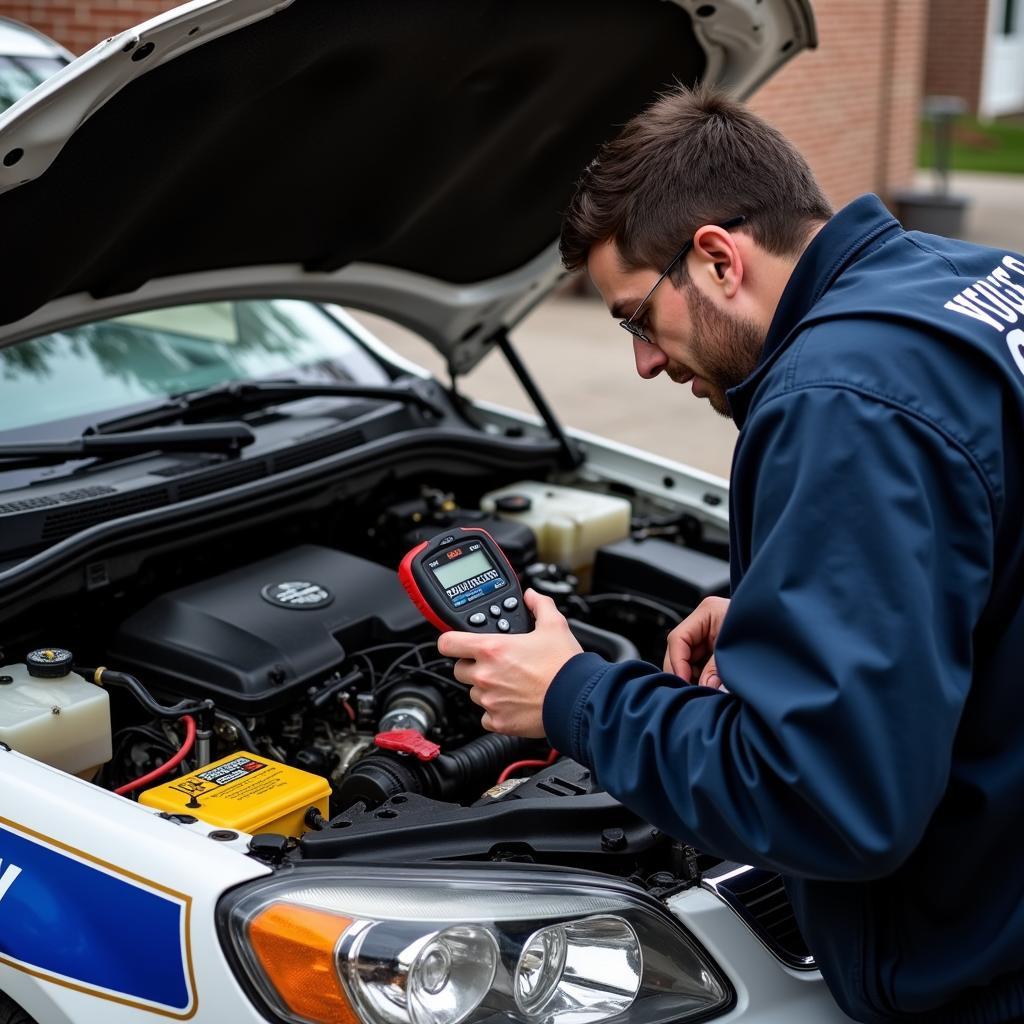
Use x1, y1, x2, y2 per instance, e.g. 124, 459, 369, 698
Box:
592, 537, 731, 611
109, 544, 424, 713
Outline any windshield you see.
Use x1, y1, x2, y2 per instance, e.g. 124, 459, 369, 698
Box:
0, 299, 391, 432
0, 54, 65, 113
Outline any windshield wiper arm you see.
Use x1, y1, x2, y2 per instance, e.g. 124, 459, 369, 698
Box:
91, 380, 444, 434
0, 424, 255, 468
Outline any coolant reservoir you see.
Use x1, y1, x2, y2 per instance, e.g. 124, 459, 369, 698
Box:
0, 649, 112, 776
481, 481, 631, 577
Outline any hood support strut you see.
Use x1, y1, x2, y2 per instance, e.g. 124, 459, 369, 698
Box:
493, 329, 582, 470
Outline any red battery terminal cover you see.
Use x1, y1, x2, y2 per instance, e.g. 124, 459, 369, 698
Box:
374, 729, 441, 761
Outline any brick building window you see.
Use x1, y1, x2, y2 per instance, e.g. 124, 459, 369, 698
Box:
1003, 0, 1019, 36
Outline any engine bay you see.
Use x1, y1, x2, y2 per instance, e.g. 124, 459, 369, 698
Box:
1, 477, 732, 896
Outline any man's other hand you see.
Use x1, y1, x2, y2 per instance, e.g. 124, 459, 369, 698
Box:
664, 596, 730, 688
437, 589, 583, 737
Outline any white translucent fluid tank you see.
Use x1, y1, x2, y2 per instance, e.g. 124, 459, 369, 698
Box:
0, 661, 112, 776
481, 481, 631, 576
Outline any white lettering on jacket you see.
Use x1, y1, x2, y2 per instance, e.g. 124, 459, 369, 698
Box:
945, 290, 1006, 330
945, 256, 1024, 380
1007, 329, 1024, 378
992, 267, 1024, 312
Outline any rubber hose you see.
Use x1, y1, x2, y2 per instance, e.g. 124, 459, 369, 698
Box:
337, 733, 542, 810
76, 667, 213, 720
568, 618, 640, 663
429, 733, 541, 797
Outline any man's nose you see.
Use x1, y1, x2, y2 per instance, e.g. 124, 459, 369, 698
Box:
633, 337, 667, 379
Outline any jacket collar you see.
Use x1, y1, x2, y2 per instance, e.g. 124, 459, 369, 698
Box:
726, 194, 902, 427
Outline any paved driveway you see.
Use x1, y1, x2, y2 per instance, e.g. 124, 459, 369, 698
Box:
360, 298, 739, 479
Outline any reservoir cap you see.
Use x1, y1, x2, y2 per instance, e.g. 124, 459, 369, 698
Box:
26, 647, 74, 678
495, 494, 532, 513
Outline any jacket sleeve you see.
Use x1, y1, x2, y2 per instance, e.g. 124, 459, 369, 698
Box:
543, 385, 995, 880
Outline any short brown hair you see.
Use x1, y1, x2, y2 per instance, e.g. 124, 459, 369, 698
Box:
560, 86, 832, 277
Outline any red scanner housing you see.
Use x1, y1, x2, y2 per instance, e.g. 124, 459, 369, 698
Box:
398, 527, 531, 634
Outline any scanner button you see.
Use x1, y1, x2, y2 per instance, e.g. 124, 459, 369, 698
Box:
468, 612, 487, 626
496, 618, 511, 632
502, 597, 519, 611
489, 604, 502, 617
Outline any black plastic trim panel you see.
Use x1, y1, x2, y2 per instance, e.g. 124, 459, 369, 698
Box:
0, 429, 561, 610
701, 863, 816, 971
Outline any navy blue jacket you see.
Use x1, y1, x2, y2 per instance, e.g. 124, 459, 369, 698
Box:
545, 196, 1024, 1023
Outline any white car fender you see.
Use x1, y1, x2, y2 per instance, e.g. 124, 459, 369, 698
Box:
0, 748, 269, 1024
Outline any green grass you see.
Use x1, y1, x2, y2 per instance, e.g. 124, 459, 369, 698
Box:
918, 115, 1024, 175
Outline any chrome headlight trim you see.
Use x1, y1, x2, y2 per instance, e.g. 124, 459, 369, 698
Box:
217, 862, 735, 1024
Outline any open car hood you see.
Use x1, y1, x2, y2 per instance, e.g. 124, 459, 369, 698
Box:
0, 0, 815, 372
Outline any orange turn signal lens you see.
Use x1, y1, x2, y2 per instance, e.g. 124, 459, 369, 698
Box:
248, 902, 358, 1024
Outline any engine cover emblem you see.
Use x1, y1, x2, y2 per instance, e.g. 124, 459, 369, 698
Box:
260, 580, 334, 609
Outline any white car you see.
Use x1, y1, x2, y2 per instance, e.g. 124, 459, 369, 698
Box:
0, 2, 855, 1024
0, 17, 72, 116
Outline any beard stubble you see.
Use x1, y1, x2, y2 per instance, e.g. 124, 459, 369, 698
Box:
682, 281, 765, 418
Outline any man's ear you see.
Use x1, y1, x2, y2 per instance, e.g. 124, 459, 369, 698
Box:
690, 224, 744, 299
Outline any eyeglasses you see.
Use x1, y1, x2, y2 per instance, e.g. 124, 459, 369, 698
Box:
619, 216, 747, 345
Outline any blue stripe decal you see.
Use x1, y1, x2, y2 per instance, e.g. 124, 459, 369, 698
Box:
0, 822, 190, 1011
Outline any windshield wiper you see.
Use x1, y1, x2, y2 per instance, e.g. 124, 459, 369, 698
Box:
90, 380, 444, 434
0, 424, 255, 468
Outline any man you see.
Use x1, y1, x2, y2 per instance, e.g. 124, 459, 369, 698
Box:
439, 87, 1024, 1023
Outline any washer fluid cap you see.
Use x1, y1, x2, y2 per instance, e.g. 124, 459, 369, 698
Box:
26, 647, 74, 678
495, 494, 532, 513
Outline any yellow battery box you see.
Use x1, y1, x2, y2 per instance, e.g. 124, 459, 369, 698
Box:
140, 751, 330, 837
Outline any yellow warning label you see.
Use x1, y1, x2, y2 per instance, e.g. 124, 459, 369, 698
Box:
140, 751, 330, 837
168, 755, 274, 800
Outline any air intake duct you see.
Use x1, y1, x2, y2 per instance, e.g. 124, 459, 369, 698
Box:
336, 733, 542, 811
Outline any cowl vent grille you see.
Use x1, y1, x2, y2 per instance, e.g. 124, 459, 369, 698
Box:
12, 424, 371, 549
55, 485, 119, 502
177, 461, 267, 501
41, 487, 169, 541
0, 485, 116, 516
0, 495, 58, 515
272, 428, 365, 472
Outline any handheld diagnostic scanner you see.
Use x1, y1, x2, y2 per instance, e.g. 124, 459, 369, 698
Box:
398, 527, 532, 634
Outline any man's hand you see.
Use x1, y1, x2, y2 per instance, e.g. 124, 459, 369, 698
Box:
437, 589, 583, 737
664, 596, 730, 688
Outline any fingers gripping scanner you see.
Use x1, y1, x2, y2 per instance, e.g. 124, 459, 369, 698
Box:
399, 527, 532, 634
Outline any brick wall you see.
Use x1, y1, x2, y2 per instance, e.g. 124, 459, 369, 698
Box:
750, 0, 928, 209
0, 0, 173, 55
923, 0, 988, 113
2, 0, 927, 209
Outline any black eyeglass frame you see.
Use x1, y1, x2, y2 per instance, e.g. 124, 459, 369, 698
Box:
619, 216, 747, 344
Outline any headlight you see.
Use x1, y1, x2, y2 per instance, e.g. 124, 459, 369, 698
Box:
219, 866, 732, 1024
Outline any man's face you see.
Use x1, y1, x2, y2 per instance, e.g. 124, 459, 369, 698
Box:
587, 239, 765, 418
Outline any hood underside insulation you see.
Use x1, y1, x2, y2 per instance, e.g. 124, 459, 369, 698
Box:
0, 0, 704, 327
